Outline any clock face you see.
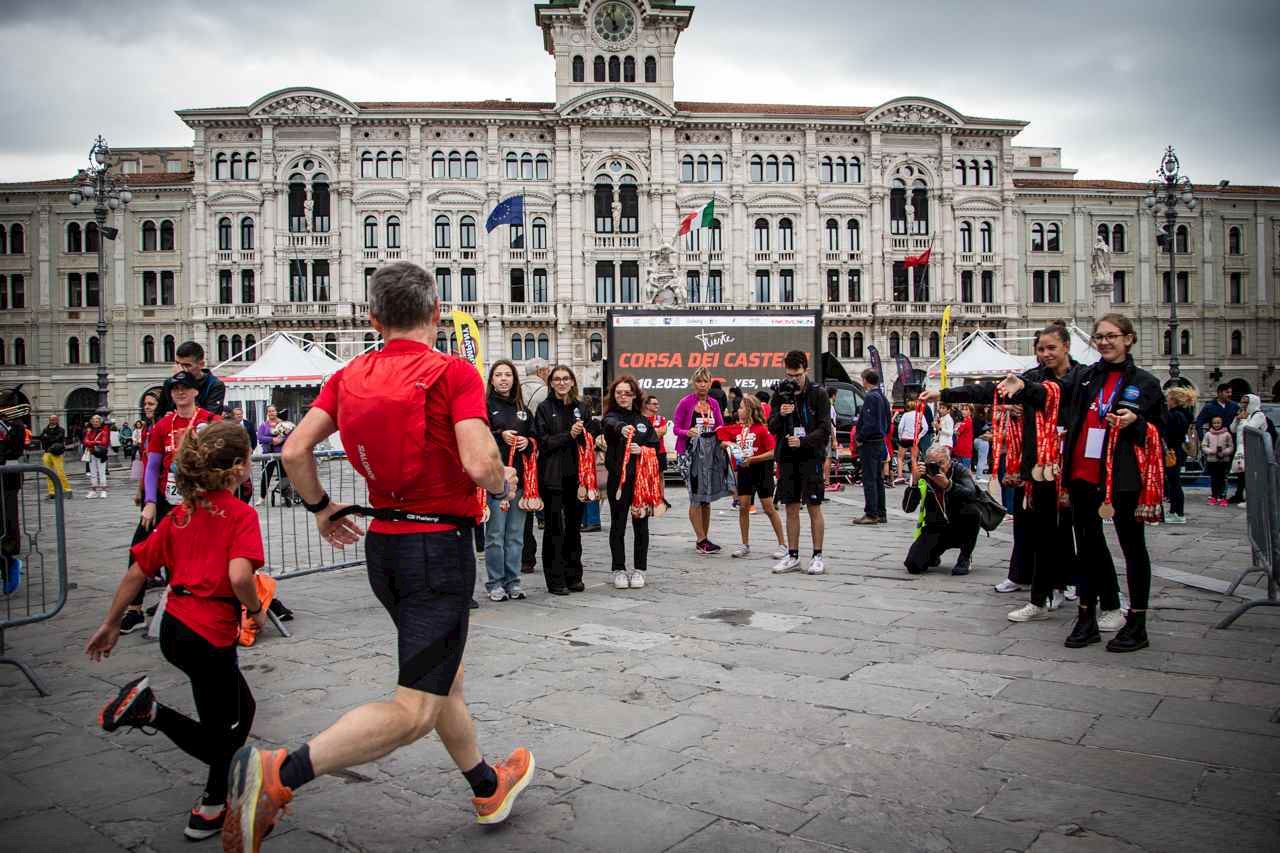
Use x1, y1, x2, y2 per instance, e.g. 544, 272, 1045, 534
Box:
593, 1, 636, 47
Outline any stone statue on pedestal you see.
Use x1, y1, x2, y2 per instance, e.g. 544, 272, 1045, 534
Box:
303, 190, 314, 233
646, 241, 685, 307
1090, 235, 1112, 284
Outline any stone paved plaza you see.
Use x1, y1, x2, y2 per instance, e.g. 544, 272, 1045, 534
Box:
2, 474, 1278, 852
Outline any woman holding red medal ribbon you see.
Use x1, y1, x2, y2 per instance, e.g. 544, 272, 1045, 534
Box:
1050, 314, 1163, 652
602, 376, 661, 590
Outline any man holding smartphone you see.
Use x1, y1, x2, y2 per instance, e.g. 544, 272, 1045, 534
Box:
767, 351, 831, 575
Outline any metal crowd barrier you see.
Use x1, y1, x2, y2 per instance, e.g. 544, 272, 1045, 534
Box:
0, 463, 69, 696
1216, 425, 1280, 629
256, 450, 369, 582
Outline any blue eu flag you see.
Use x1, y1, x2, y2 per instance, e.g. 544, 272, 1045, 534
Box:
485, 195, 524, 232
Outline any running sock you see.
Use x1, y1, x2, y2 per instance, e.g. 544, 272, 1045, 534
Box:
279, 744, 315, 791
788, 549, 799, 558
813, 550, 823, 558
463, 760, 498, 798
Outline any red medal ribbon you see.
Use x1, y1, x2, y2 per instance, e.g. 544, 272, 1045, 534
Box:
519, 438, 542, 511
630, 447, 668, 517
616, 432, 635, 500
577, 434, 599, 502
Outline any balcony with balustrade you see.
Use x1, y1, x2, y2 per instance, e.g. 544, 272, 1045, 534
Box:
500, 302, 556, 322
823, 302, 873, 320
957, 252, 998, 266
279, 231, 335, 251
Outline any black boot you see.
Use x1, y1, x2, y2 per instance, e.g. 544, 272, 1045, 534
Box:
1106, 610, 1149, 653
1064, 606, 1101, 648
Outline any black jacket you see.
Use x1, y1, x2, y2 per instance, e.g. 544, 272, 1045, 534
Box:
488, 392, 533, 487
902, 463, 980, 530
1059, 356, 1164, 493
155, 371, 226, 420
601, 408, 659, 494
767, 380, 832, 463
856, 386, 890, 444
1164, 407, 1192, 464
39, 424, 67, 454
942, 360, 1086, 482
534, 396, 593, 488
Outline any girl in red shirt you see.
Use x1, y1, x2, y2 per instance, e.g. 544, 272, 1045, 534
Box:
86, 420, 267, 842
717, 395, 786, 560
83, 414, 111, 499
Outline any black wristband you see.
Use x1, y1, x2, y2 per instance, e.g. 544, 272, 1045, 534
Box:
302, 493, 331, 514
245, 602, 263, 616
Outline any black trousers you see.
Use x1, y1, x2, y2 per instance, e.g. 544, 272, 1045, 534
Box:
1231, 472, 1246, 501
905, 516, 979, 573
522, 512, 537, 567
1027, 482, 1071, 608
1008, 498, 1034, 586
1206, 461, 1229, 499
858, 444, 887, 520
128, 497, 173, 607
259, 459, 280, 499
542, 476, 583, 590
1165, 461, 1185, 515
1069, 482, 1149, 612
155, 614, 255, 804
607, 482, 649, 573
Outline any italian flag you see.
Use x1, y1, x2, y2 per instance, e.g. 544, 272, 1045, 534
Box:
676, 199, 715, 239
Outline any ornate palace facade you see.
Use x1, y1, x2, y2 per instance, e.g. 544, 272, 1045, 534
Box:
1, 0, 1277, 423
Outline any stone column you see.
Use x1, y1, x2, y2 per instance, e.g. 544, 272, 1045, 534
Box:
408, 121, 425, 269
485, 122, 502, 306
730, 126, 746, 305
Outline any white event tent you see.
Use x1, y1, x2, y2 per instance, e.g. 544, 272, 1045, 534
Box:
926, 325, 1101, 388
218, 332, 346, 425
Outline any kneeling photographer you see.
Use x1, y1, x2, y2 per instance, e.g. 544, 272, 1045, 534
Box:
903, 445, 980, 576
767, 350, 830, 575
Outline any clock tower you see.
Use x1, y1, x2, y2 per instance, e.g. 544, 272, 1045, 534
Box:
534, 1, 695, 107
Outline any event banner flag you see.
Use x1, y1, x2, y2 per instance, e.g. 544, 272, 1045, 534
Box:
867, 344, 883, 381
939, 305, 953, 389
452, 309, 485, 377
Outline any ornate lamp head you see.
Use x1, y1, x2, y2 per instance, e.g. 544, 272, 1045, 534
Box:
1158, 146, 1180, 182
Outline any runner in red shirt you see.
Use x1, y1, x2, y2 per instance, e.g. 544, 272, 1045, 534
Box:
717, 395, 787, 560
87, 420, 266, 842
222, 263, 533, 853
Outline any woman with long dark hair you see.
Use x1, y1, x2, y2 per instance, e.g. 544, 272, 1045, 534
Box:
1051, 314, 1163, 652
602, 375, 659, 590
534, 365, 589, 595
484, 360, 532, 602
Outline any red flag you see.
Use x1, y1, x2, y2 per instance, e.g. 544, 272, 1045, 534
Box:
903, 245, 932, 269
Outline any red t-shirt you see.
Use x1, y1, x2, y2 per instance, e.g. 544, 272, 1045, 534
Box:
1071, 372, 1124, 486
130, 489, 264, 648
312, 341, 488, 535
953, 417, 974, 459
149, 408, 215, 473
715, 423, 775, 467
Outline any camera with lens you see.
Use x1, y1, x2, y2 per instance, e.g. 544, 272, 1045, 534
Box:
773, 379, 801, 407
925, 460, 942, 478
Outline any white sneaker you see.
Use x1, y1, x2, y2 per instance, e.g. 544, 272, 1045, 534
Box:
732, 544, 751, 559
1164, 513, 1186, 525
1236, 502, 1246, 508
1008, 603, 1049, 622
994, 579, 1025, 594
1048, 590, 1067, 611
806, 555, 826, 575
1064, 585, 1078, 601
771, 555, 801, 574
255, 497, 264, 506
771, 545, 789, 560
1098, 609, 1126, 632
487, 588, 508, 602
87, 490, 99, 499
628, 571, 646, 589
614, 570, 630, 589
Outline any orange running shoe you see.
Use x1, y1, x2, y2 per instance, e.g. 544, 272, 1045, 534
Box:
473, 748, 535, 825
222, 746, 293, 853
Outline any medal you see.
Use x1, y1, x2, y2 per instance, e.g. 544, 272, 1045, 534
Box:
1098, 503, 1115, 520
1031, 464, 1045, 482
1098, 424, 1118, 520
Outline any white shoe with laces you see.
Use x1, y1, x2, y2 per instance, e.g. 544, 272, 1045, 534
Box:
1098, 609, 1126, 632
732, 544, 751, 559
771, 545, 789, 560
1048, 590, 1067, 611
1008, 602, 1050, 622
1064, 585, 1078, 601
614, 570, 630, 590
994, 579, 1025, 594
806, 555, 825, 575
487, 588, 508, 602
628, 571, 645, 589
771, 555, 801, 574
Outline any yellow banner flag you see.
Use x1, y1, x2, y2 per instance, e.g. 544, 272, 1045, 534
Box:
452, 309, 485, 378
939, 305, 953, 389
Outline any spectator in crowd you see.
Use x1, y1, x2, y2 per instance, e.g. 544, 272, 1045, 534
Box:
851, 368, 890, 526
1194, 383, 1238, 440
1163, 386, 1196, 523
83, 414, 111, 499
256, 405, 288, 506
674, 367, 729, 554
1202, 416, 1234, 506
39, 415, 72, 499
601, 375, 660, 589
767, 351, 831, 575
154, 341, 226, 420
726, 386, 744, 425
936, 402, 955, 450
755, 389, 772, 420
520, 359, 552, 573
709, 379, 729, 419
971, 405, 992, 477
902, 445, 980, 576
643, 395, 669, 473
892, 397, 929, 485
228, 406, 256, 452
534, 365, 590, 594
717, 394, 786, 559
483, 359, 532, 602
1228, 393, 1271, 505
951, 405, 974, 471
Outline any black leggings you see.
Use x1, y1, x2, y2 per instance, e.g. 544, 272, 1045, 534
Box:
1028, 482, 1072, 608
260, 459, 280, 499
1165, 461, 1185, 515
1069, 482, 1150, 612
1206, 462, 1229, 500
155, 614, 255, 804
128, 498, 173, 607
607, 483, 649, 573
542, 476, 582, 590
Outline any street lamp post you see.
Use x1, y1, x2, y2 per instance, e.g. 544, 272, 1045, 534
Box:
69, 136, 131, 418
1143, 146, 1196, 386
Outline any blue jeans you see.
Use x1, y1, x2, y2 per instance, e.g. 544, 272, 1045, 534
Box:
484, 493, 527, 592
953, 458, 971, 471
972, 438, 990, 475
583, 499, 601, 526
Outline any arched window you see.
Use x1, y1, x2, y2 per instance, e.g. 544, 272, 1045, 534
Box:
820, 157, 833, 183
1097, 223, 1109, 245
754, 218, 770, 252
696, 155, 709, 182
572, 55, 585, 82
434, 215, 450, 248
776, 218, 793, 251
67, 222, 83, 253
594, 55, 606, 82
230, 152, 244, 180
586, 332, 603, 362
391, 151, 404, 178
961, 270, 974, 303
68, 337, 80, 364
240, 217, 254, 250
243, 335, 256, 361
982, 160, 994, 186
163, 335, 176, 362
520, 153, 534, 180
780, 155, 795, 182
311, 173, 330, 233
13, 337, 24, 365
432, 151, 446, 178
360, 151, 374, 178
217, 217, 232, 251
231, 335, 243, 359
827, 332, 838, 353
386, 216, 401, 249
911, 179, 929, 234
707, 218, 722, 252
929, 331, 940, 358
750, 155, 764, 182
531, 217, 547, 250
618, 174, 638, 233
968, 159, 980, 186
460, 215, 476, 249
909, 331, 921, 358
8, 224, 22, 254
245, 152, 259, 179
850, 157, 862, 183
142, 335, 155, 363
160, 219, 174, 251
889, 331, 900, 357
79, 222, 96, 254
594, 180, 614, 233
449, 151, 463, 179
88, 336, 100, 364
1231, 329, 1243, 355
524, 333, 535, 357
955, 158, 967, 185
364, 216, 379, 249
623, 56, 635, 82
0, 225, 7, 253
980, 222, 993, 253
1111, 224, 1125, 253
853, 332, 864, 359
215, 153, 228, 180
846, 219, 860, 252
644, 56, 657, 83
535, 154, 550, 180
1175, 224, 1189, 253
1228, 226, 1241, 255
681, 155, 694, 182
217, 335, 230, 363
839, 332, 851, 358
241, 269, 255, 303
835, 157, 847, 183
710, 155, 723, 182
375, 151, 390, 178
1180, 330, 1192, 356
825, 219, 839, 252
959, 221, 973, 253
1162, 329, 1173, 356
537, 333, 550, 360
608, 55, 620, 82
765, 155, 780, 182
505, 152, 518, 179
1031, 223, 1045, 251
511, 335, 525, 361
465, 151, 480, 179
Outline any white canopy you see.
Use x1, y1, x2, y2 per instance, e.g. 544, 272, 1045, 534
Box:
927, 331, 1031, 382
219, 332, 346, 403
1069, 326, 1102, 365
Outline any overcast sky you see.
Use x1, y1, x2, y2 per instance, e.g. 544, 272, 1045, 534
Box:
2, 0, 1277, 184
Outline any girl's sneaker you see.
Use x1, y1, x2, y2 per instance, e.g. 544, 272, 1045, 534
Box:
771, 545, 789, 560
99, 676, 155, 732
614, 570, 630, 589
185, 805, 226, 840
1207, 497, 1217, 505
488, 588, 508, 602
732, 544, 751, 558
628, 571, 646, 589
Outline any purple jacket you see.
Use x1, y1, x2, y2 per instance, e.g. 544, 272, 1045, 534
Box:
258, 420, 285, 453
673, 393, 724, 455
